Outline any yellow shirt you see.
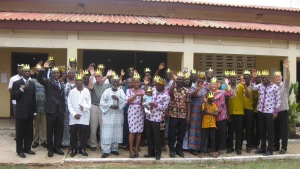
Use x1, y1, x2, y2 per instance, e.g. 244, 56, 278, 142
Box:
202, 103, 218, 128
253, 91, 259, 113
229, 83, 245, 115
243, 87, 254, 110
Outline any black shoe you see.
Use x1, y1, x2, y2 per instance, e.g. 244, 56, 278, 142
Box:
263, 150, 273, 156
273, 147, 280, 151
255, 149, 266, 154
70, 149, 77, 157
54, 148, 65, 155
111, 151, 119, 156
86, 144, 91, 148
226, 148, 234, 154
279, 149, 287, 154
176, 151, 184, 157
90, 147, 97, 151
170, 151, 176, 158
144, 154, 155, 158
18, 153, 26, 158
41, 142, 47, 148
236, 149, 242, 155
79, 149, 88, 156
48, 151, 53, 157
102, 153, 109, 158
32, 142, 39, 148
24, 150, 36, 155
60, 145, 69, 149
190, 150, 199, 155
155, 154, 161, 160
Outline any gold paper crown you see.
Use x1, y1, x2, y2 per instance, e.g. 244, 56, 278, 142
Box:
22, 64, 30, 70
128, 67, 134, 71
177, 71, 184, 77
156, 76, 165, 85
261, 70, 269, 76
257, 71, 261, 77
191, 69, 197, 74
59, 66, 66, 72
48, 56, 54, 61
133, 73, 141, 79
69, 57, 76, 62
198, 71, 206, 78
76, 74, 83, 81
224, 70, 230, 76
208, 68, 213, 72
95, 69, 102, 75
153, 75, 160, 81
112, 74, 120, 80
210, 77, 217, 83
36, 64, 42, 69
243, 70, 251, 75
184, 73, 191, 79
144, 68, 151, 73
83, 70, 89, 75
52, 66, 59, 72
207, 92, 214, 99
166, 68, 171, 73
274, 71, 282, 76
17, 64, 24, 67
146, 87, 152, 92
98, 64, 105, 69
229, 71, 237, 77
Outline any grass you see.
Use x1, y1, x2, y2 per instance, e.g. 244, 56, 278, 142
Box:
0, 159, 299, 169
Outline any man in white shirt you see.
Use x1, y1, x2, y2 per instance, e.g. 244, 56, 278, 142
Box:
8, 64, 24, 116
68, 74, 91, 157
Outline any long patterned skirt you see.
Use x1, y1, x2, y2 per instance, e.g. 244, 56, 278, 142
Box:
188, 104, 202, 151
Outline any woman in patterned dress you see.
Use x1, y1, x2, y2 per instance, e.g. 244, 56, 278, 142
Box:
126, 74, 145, 158
61, 69, 76, 148
188, 72, 208, 155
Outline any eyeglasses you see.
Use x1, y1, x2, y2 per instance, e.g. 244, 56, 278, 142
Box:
95, 76, 101, 78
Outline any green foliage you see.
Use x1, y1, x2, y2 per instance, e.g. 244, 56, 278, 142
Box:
288, 82, 300, 136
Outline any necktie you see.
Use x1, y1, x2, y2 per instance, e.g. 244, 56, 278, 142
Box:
55, 81, 61, 90
25, 80, 29, 87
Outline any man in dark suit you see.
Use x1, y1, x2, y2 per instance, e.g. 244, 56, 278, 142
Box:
37, 60, 65, 157
12, 64, 37, 158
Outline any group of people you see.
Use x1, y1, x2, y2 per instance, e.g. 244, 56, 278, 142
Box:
8, 56, 290, 160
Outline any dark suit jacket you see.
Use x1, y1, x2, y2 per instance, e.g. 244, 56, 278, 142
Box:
12, 78, 37, 119
38, 70, 65, 114
43, 68, 52, 79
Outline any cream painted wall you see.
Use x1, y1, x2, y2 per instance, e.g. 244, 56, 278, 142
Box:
167, 52, 182, 72
0, 48, 66, 118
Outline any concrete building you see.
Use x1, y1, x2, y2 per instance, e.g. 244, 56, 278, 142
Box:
0, 0, 299, 117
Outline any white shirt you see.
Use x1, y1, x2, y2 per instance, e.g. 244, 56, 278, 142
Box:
68, 88, 91, 125
8, 74, 22, 104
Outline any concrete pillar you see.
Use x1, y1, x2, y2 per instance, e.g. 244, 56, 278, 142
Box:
182, 35, 194, 71
67, 31, 78, 68
287, 41, 298, 102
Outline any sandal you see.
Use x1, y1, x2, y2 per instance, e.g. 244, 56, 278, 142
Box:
198, 152, 205, 158
129, 150, 135, 158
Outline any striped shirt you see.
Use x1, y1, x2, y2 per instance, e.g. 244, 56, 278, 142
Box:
278, 81, 290, 111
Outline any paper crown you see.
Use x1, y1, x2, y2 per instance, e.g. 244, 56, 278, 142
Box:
95, 69, 102, 75
153, 75, 160, 81
261, 70, 269, 76
210, 77, 218, 83
52, 66, 59, 72
67, 66, 75, 71
208, 68, 213, 72
133, 73, 141, 79
69, 57, 76, 62
274, 71, 282, 76
156, 76, 165, 85
76, 74, 83, 81
22, 64, 30, 70
184, 73, 191, 79
112, 74, 120, 80
256, 71, 261, 77
198, 71, 206, 78
229, 71, 237, 77
144, 68, 151, 73
128, 67, 134, 71
243, 70, 251, 75
177, 71, 184, 77
224, 70, 230, 76
191, 69, 197, 74
98, 64, 105, 69
58, 66, 66, 72
146, 87, 152, 92
207, 92, 214, 99
17, 64, 24, 67
166, 68, 171, 73
83, 70, 89, 75
36, 64, 42, 69
48, 56, 54, 61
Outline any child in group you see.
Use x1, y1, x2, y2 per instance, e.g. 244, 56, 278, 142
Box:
143, 87, 153, 115
199, 92, 219, 158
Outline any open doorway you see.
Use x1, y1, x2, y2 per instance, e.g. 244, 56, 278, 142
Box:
83, 50, 168, 79
10, 52, 48, 117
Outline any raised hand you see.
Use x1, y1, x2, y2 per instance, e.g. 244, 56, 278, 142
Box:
224, 78, 230, 85
89, 68, 95, 76
120, 69, 125, 76
43, 60, 51, 69
172, 71, 177, 80
158, 63, 165, 70
240, 76, 246, 85
252, 68, 257, 78
283, 59, 289, 69
106, 69, 112, 77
